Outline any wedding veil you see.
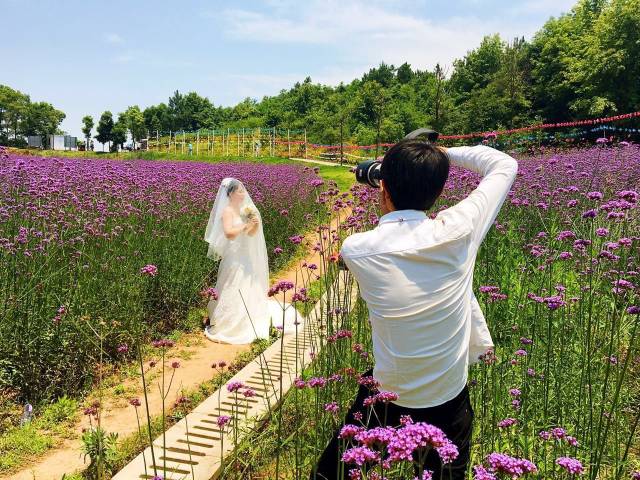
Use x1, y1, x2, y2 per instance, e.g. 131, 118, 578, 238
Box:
204, 177, 270, 294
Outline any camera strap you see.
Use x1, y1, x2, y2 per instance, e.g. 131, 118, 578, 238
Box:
403, 128, 439, 142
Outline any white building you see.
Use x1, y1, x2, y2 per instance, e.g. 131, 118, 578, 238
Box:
47, 134, 77, 151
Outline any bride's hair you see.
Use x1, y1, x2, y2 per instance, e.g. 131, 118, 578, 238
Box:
225, 179, 241, 197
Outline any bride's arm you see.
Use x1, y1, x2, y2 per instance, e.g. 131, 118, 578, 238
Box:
247, 216, 259, 236
222, 209, 249, 240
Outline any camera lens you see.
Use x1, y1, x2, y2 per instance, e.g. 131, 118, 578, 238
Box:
355, 160, 382, 188
353, 128, 438, 188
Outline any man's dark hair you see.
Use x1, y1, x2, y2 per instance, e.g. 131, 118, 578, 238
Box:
380, 140, 450, 211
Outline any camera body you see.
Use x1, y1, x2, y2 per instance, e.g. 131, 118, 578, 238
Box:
354, 128, 439, 188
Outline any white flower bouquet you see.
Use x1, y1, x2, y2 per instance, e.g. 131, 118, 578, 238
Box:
240, 205, 258, 222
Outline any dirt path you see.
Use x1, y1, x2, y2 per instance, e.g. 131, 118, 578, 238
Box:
3, 206, 353, 480
3, 337, 251, 480
289, 157, 351, 167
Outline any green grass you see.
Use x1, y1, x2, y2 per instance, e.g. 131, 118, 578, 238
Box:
0, 394, 79, 473
0, 424, 54, 472
38, 395, 78, 431
61, 473, 84, 480
311, 164, 355, 192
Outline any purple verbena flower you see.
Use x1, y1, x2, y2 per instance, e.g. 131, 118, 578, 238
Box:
556, 456, 584, 475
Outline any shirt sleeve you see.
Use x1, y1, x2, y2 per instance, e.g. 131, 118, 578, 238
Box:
339, 236, 360, 276
441, 145, 518, 246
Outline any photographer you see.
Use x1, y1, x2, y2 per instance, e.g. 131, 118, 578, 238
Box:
312, 139, 518, 479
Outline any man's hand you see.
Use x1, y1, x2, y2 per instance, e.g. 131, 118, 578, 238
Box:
337, 256, 349, 271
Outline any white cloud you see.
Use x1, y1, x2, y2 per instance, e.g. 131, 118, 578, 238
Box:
508, 0, 575, 15
104, 33, 124, 45
217, 0, 561, 75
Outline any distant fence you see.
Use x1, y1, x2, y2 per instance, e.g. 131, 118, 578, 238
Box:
146, 127, 308, 159
143, 111, 640, 164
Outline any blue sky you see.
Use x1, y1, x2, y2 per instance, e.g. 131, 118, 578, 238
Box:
2, 0, 576, 138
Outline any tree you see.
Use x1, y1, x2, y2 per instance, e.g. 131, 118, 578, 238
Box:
168, 90, 217, 131
22, 102, 66, 138
95, 111, 114, 152
110, 117, 127, 152
568, 0, 640, 116
363, 62, 396, 88
0, 85, 30, 141
354, 81, 389, 157
143, 103, 171, 133
258, 95, 286, 128
429, 63, 449, 131
232, 98, 259, 123
396, 62, 414, 84
74, 0, 640, 146
528, 0, 609, 120
490, 37, 532, 128
82, 115, 94, 151
122, 106, 145, 149
449, 34, 504, 108
334, 84, 353, 165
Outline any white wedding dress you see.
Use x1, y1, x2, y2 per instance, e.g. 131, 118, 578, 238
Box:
204, 211, 303, 344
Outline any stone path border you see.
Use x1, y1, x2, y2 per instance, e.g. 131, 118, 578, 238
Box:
113, 269, 357, 480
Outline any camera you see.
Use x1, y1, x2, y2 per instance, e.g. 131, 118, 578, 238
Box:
354, 128, 439, 188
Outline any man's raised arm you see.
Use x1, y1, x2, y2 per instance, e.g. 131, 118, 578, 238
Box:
441, 145, 518, 246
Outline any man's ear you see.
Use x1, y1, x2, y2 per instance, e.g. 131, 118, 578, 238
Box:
379, 180, 394, 211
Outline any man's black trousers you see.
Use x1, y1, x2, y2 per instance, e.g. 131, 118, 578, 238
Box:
310, 369, 474, 480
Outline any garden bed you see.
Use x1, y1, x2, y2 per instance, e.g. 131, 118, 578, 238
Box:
233, 145, 640, 479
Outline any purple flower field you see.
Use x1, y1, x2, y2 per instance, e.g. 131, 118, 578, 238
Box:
0, 148, 321, 401
229, 144, 640, 479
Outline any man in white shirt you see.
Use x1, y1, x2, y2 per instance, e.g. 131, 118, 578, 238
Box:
311, 140, 518, 479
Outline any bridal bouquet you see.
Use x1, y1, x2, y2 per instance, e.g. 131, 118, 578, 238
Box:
240, 205, 258, 222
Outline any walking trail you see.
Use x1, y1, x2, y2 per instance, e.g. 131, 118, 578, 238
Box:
3, 207, 352, 480
289, 157, 350, 167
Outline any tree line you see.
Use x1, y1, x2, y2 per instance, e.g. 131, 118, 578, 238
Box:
0, 85, 65, 147
2, 0, 638, 150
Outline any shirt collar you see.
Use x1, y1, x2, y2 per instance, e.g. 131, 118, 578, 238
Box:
378, 209, 427, 225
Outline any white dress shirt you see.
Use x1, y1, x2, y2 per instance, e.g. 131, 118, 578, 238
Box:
340, 145, 518, 408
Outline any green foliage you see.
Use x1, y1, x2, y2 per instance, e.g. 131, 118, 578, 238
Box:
81, 426, 119, 479
110, 118, 127, 152
127, 0, 639, 143
0, 424, 53, 472
22, 102, 66, 137
0, 85, 64, 144
38, 395, 78, 430
121, 106, 146, 147
530, 0, 640, 118
82, 115, 94, 147
95, 111, 114, 151
61, 473, 85, 480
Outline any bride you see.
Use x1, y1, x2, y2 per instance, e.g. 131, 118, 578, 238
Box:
203, 177, 304, 344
